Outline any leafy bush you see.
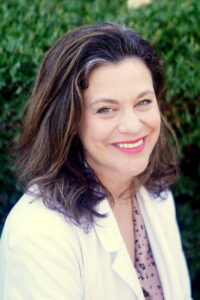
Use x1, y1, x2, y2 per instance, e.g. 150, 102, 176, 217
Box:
0, 0, 199, 298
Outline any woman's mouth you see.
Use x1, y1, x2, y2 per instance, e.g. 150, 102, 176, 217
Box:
112, 136, 146, 154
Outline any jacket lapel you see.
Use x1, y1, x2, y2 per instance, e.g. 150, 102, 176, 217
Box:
137, 186, 183, 300
94, 199, 145, 300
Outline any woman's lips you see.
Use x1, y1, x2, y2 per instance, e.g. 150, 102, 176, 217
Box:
111, 136, 146, 154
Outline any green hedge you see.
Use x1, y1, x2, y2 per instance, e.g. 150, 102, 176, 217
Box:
0, 0, 199, 298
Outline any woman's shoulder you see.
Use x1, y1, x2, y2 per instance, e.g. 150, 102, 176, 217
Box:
0, 189, 86, 300
138, 186, 177, 222
1, 187, 79, 248
139, 185, 174, 202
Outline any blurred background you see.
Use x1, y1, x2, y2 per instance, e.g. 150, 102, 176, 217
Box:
0, 0, 199, 298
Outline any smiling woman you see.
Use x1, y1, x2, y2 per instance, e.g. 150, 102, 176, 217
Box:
0, 23, 192, 300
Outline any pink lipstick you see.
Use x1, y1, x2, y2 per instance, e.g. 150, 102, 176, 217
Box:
111, 136, 146, 154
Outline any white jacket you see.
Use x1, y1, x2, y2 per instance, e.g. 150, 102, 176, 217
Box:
0, 186, 192, 299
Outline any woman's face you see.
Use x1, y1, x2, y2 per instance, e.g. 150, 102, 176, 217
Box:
79, 58, 161, 183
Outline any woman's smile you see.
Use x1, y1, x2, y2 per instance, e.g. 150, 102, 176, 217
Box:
111, 136, 147, 154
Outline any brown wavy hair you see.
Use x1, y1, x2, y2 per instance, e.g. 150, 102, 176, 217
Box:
13, 23, 179, 227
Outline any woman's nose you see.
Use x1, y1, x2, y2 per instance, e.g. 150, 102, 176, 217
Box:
117, 110, 142, 134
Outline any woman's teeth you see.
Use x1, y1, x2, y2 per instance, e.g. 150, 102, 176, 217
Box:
116, 139, 143, 148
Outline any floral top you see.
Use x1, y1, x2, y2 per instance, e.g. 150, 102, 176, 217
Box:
133, 197, 165, 300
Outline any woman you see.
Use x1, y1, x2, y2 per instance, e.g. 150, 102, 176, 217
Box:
0, 23, 192, 299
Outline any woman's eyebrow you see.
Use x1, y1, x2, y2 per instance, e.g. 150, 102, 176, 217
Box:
137, 90, 155, 99
90, 90, 155, 107
90, 98, 118, 107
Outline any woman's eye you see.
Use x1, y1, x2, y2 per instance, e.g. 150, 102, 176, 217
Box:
97, 107, 113, 114
138, 99, 152, 106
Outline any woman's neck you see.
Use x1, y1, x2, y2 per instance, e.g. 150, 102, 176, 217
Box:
97, 171, 134, 204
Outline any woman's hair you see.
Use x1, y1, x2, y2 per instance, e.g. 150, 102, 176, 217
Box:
13, 23, 179, 227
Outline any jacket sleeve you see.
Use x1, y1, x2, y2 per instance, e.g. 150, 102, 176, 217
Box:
0, 217, 84, 300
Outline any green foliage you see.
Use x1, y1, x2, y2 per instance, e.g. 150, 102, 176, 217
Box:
0, 0, 199, 297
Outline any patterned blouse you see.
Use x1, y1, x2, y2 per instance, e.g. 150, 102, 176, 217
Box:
133, 197, 165, 299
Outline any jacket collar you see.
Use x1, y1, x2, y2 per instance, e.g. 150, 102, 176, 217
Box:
93, 198, 121, 252
93, 196, 145, 299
